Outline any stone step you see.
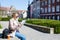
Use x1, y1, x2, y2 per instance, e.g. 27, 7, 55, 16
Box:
0, 37, 19, 40
0, 29, 20, 40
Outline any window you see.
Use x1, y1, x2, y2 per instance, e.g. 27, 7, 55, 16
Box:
36, 0, 39, 1
37, 2, 40, 10
33, 4, 36, 11
52, 0, 55, 3
57, 0, 59, 2
45, 8, 47, 13
41, 8, 44, 13
40, 2, 42, 6
57, 16, 59, 20
45, 1, 47, 5
42, 2, 44, 6
37, 6, 40, 10
3, 11, 6, 15
56, 5, 60, 12
48, 0, 51, 4
53, 16, 55, 20
48, 7, 51, 12
52, 6, 55, 12
37, 9, 40, 13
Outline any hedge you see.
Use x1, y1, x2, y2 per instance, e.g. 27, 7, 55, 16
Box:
0, 17, 24, 22
1, 17, 10, 21
18, 18, 25, 22
0, 24, 2, 29
26, 19, 60, 34
0, 16, 2, 21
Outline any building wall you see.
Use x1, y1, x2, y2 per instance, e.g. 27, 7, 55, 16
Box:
23, 11, 27, 18
30, 0, 40, 18
40, 0, 60, 20
28, 0, 60, 20
0, 10, 8, 17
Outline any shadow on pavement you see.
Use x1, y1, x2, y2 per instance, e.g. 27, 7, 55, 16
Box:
0, 33, 2, 38
0, 33, 7, 39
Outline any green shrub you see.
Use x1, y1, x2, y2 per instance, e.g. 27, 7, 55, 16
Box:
0, 16, 11, 21
26, 19, 60, 34
18, 18, 23, 22
0, 17, 25, 21
18, 18, 26, 22
0, 24, 2, 29
1, 17, 10, 21
0, 16, 2, 21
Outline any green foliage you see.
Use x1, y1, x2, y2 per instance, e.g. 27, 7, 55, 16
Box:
0, 24, 2, 29
1, 17, 10, 21
0, 15, 25, 21
0, 16, 11, 21
0, 16, 2, 21
26, 19, 60, 34
18, 18, 23, 22
18, 18, 26, 22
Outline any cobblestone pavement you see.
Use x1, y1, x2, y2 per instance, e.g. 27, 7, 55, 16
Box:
0, 21, 60, 40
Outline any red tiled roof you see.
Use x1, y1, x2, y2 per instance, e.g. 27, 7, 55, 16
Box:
17, 10, 23, 12
17, 10, 27, 12
0, 6, 27, 12
17, 10, 27, 14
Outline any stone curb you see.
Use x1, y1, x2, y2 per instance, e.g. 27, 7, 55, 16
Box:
24, 23, 54, 34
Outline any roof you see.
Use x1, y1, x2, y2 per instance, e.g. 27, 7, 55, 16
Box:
0, 6, 27, 13
0, 7, 10, 11
17, 10, 27, 12
17, 10, 27, 14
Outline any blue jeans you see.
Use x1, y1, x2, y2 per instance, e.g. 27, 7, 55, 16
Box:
15, 31, 26, 40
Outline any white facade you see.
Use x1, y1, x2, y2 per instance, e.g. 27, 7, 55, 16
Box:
23, 11, 27, 18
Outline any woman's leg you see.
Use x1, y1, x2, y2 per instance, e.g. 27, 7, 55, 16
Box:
15, 31, 26, 40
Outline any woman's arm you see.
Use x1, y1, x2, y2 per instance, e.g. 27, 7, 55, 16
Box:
18, 22, 22, 28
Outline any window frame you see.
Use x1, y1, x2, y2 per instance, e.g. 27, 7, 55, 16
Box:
56, 5, 60, 12
48, 6, 51, 13
52, 0, 55, 3
52, 6, 55, 12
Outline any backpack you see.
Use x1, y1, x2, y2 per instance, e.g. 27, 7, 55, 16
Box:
2, 28, 10, 38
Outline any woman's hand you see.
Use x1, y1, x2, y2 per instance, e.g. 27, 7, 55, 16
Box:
18, 23, 22, 28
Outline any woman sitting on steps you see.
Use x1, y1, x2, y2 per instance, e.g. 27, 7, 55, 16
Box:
8, 13, 26, 40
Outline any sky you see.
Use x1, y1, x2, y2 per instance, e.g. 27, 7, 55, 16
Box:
0, 0, 33, 10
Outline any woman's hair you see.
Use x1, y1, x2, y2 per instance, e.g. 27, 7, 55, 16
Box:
12, 13, 18, 17
12, 13, 16, 17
